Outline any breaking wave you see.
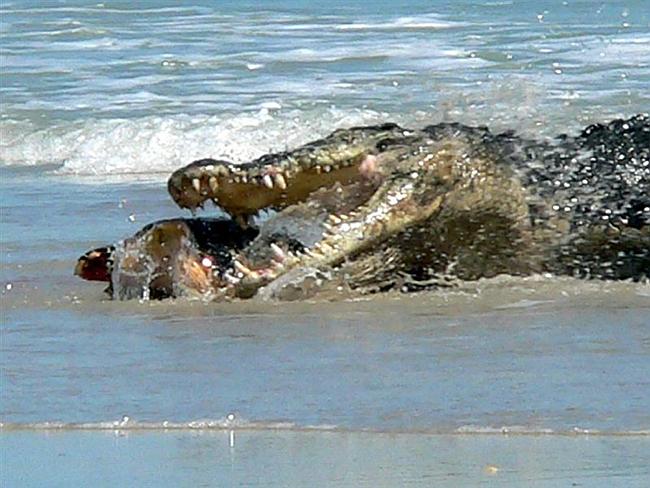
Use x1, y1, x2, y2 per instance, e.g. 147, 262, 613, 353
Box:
0, 108, 399, 178
2, 417, 648, 436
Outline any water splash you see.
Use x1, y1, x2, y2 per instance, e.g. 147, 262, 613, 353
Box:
110, 241, 156, 301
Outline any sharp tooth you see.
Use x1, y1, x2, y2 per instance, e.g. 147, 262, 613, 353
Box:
323, 165, 332, 173
315, 166, 322, 174
192, 178, 201, 192
263, 174, 274, 189
323, 222, 334, 232
305, 249, 324, 259
315, 242, 334, 252
270, 243, 285, 259
274, 173, 287, 190
233, 260, 253, 276
209, 176, 219, 192
204, 164, 214, 171
235, 215, 250, 228
328, 215, 342, 224
241, 175, 248, 183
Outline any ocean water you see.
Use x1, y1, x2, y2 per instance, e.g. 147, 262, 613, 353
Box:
1, 0, 650, 485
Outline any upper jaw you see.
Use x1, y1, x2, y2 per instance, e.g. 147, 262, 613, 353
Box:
167, 152, 382, 220
167, 123, 412, 219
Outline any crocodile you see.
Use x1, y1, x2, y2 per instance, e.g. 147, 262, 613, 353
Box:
78, 115, 649, 300
166, 114, 649, 299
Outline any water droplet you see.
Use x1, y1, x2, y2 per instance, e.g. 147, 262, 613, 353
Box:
128, 214, 136, 222
5, 283, 12, 291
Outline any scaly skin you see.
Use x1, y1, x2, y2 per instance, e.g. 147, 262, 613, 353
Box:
201, 116, 649, 298
228, 132, 539, 297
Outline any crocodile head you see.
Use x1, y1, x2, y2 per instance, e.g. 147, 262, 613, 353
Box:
167, 123, 409, 223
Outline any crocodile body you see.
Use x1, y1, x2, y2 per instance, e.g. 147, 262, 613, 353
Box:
78, 115, 649, 300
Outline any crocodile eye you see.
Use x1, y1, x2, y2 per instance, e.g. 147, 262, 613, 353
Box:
376, 138, 394, 151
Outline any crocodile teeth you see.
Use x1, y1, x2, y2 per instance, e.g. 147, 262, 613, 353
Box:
274, 173, 287, 190
192, 178, 201, 192
208, 176, 219, 192
305, 249, 324, 259
328, 215, 342, 224
233, 260, 259, 279
322, 222, 334, 232
233, 260, 250, 274
263, 174, 274, 189
315, 166, 322, 174
323, 165, 332, 173
315, 242, 334, 253
270, 243, 285, 260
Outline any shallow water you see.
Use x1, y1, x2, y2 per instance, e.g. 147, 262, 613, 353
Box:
3, 431, 650, 487
2, 176, 649, 433
1, 0, 649, 484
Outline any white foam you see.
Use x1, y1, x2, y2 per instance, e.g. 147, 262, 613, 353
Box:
2, 86, 603, 181
2, 419, 647, 436
334, 13, 463, 31
0, 108, 396, 178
